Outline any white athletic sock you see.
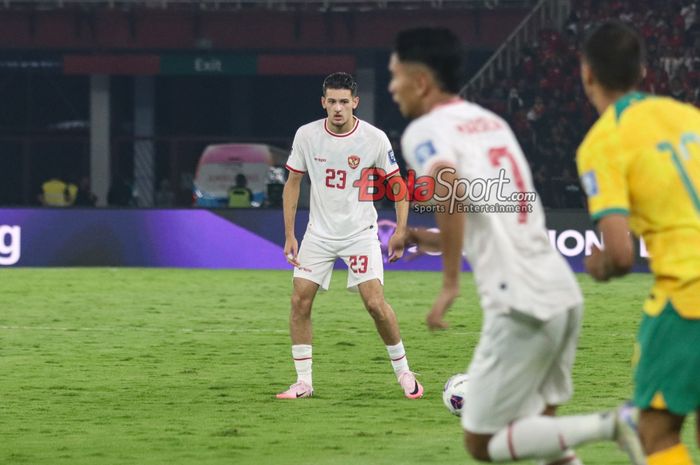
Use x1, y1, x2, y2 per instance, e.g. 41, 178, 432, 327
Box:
487, 413, 614, 462
292, 344, 312, 386
386, 341, 410, 377
535, 448, 584, 465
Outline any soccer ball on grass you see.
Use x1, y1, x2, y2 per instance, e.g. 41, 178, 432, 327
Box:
442, 373, 469, 416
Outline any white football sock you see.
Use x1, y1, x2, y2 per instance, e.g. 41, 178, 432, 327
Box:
386, 341, 410, 377
292, 344, 312, 386
487, 413, 614, 462
535, 448, 584, 465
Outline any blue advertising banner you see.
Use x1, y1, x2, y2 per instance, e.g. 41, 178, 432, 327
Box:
0, 208, 649, 272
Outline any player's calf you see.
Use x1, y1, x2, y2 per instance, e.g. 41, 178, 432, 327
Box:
465, 430, 584, 465
363, 296, 387, 320
464, 431, 492, 462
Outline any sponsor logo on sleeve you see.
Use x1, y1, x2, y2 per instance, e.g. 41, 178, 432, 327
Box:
580, 170, 598, 196
414, 140, 437, 166
388, 149, 397, 165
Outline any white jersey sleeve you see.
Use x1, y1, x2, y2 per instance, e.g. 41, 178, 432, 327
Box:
401, 100, 582, 320
374, 133, 400, 177
401, 121, 476, 179
286, 128, 308, 174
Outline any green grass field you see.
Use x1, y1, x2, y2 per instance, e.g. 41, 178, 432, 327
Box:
0, 269, 697, 465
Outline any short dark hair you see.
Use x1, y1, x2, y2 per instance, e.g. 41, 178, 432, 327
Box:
394, 27, 464, 94
582, 21, 645, 92
322, 72, 358, 96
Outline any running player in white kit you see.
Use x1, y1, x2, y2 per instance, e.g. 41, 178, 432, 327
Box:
276, 72, 423, 400
389, 28, 645, 465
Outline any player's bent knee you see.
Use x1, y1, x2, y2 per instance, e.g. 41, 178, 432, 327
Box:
364, 298, 387, 319
638, 411, 684, 454
290, 294, 313, 315
464, 432, 492, 462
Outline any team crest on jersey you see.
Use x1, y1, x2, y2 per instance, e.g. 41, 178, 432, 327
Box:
348, 155, 361, 169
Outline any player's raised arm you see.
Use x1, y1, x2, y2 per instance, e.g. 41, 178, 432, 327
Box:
283, 170, 304, 267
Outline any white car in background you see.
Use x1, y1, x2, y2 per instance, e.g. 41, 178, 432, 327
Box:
192, 143, 288, 207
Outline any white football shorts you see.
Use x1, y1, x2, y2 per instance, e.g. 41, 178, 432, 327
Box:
293, 229, 384, 291
461, 304, 583, 434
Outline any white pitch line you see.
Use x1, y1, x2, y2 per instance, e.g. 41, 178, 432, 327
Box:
0, 325, 374, 335
0, 325, 289, 334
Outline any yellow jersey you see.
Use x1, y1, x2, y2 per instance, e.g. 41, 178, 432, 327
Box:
41, 179, 78, 206
577, 92, 700, 318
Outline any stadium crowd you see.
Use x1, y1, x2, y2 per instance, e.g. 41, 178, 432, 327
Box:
471, 0, 700, 208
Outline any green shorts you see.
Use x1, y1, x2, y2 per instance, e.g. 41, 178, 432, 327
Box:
634, 302, 700, 415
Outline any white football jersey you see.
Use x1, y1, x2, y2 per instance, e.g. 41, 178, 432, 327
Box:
402, 99, 582, 320
286, 116, 399, 241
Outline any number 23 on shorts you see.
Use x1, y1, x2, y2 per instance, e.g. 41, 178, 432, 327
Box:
349, 255, 368, 273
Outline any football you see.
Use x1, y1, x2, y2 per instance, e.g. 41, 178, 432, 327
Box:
442, 373, 469, 416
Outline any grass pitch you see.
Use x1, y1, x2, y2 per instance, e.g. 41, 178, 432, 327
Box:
0, 268, 697, 465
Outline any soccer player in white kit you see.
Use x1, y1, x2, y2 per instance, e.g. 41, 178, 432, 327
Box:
389, 28, 646, 465
276, 72, 424, 400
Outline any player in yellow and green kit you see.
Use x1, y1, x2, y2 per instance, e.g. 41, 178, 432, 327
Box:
577, 21, 700, 465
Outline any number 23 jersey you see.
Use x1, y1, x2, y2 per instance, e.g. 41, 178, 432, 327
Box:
286, 116, 399, 241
